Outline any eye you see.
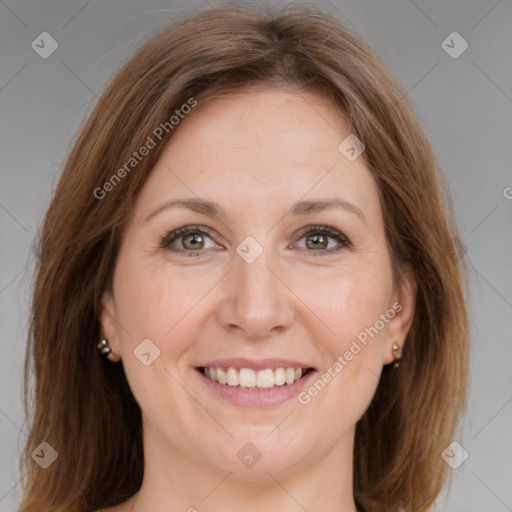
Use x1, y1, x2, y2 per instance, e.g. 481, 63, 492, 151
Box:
293, 225, 351, 255
160, 225, 218, 257
160, 224, 352, 257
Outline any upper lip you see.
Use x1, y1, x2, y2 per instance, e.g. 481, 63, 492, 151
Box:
197, 358, 315, 371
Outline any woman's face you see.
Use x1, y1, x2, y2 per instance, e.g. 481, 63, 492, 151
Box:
100, 88, 415, 479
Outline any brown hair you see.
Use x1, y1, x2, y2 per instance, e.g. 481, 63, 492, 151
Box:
19, 4, 469, 512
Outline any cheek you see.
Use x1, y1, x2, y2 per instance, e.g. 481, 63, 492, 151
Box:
304, 263, 392, 349
297, 262, 392, 411
112, 264, 209, 417
117, 259, 211, 340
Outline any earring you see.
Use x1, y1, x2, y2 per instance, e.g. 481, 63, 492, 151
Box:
392, 343, 402, 368
97, 338, 113, 356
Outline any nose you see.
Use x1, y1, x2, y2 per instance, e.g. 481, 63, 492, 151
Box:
215, 245, 295, 341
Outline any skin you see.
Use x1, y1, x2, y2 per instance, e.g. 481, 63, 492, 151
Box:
98, 88, 416, 512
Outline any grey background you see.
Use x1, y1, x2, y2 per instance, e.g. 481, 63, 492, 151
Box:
1, 1, 511, 510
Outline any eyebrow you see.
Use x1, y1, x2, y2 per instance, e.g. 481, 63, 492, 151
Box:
144, 197, 366, 225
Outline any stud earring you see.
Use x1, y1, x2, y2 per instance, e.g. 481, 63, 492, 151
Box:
97, 338, 113, 356
392, 343, 403, 368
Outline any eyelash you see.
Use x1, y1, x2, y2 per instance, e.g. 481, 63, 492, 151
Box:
160, 224, 352, 257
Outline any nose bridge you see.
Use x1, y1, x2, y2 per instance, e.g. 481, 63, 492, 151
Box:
237, 245, 278, 300
217, 237, 295, 338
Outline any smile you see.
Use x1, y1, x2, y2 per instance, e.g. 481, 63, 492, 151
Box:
199, 366, 314, 390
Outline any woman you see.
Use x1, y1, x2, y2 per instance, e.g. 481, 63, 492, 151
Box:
19, 4, 469, 512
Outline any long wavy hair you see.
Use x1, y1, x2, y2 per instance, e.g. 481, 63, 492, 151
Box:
18, 4, 469, 512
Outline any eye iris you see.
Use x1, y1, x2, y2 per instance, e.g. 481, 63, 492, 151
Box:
306, 233, 327, 250
182, 233, 204, 250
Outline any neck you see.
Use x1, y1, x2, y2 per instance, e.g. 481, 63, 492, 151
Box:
126, 420, 359, 512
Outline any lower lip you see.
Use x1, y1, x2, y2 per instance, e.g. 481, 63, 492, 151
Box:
196, 368, 317, 408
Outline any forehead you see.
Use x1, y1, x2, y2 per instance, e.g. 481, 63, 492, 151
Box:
171, 88, 348, 166
132, 88, 382, 227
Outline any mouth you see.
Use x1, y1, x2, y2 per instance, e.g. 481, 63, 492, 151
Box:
196, 365, 315, 390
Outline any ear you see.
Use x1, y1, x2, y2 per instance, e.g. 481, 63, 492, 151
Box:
98, 288, 122, 363
383, 263, 417, 365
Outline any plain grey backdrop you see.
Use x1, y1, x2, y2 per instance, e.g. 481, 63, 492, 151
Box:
1, 0, 511, 510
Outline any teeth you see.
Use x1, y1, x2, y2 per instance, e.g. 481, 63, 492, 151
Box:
256, 369, 274, 388
226, 367, 239, 387
239, 368, 256, 387
202, 366, 308, 389
217, 368, 227, 385
274, 367, 286, 386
